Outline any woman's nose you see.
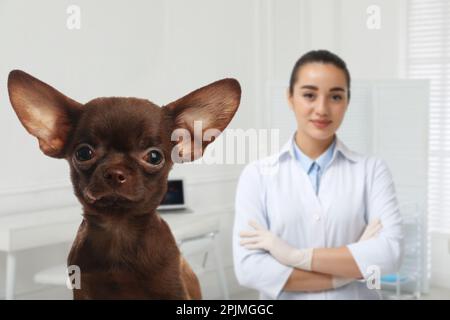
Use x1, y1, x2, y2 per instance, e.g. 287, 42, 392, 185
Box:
313, 97, 329, 115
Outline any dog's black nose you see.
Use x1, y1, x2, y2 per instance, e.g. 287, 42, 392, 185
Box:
103, 168, 127, 185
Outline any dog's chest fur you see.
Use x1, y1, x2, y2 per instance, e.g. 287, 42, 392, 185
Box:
68, 214, 188, 299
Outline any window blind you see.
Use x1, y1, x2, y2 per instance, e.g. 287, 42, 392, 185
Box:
407, 0, 450, 234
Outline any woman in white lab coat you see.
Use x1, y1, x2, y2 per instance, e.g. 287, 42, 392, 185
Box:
232, 50, 403, 300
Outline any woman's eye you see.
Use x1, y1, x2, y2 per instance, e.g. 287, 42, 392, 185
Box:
145, 149, 164, 166
332, 95, 343, 101
75, 145, 95, 162
303, 93, 315, 100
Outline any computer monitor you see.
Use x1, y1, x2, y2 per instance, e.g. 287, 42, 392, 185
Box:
157, 179, 186, 211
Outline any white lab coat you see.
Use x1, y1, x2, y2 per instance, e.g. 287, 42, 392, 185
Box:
232, 134, 404, 299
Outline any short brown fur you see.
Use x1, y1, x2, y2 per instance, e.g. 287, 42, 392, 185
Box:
7, 70, 241, 299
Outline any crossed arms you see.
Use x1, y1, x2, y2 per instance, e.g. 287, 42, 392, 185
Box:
239, 219, 381, 292
233, 160, 403, 298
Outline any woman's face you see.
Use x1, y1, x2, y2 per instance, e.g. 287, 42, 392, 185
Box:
288, 62, 349, 142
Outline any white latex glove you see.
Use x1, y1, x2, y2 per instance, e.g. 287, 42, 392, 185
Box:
239, 220, 313, 270
359, 218, 382, 241
239, 218, 383, 285
332, 218, 383, 288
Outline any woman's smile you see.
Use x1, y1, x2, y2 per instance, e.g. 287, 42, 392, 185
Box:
310, 119, 332, 129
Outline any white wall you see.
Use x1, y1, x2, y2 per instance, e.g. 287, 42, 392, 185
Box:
0, 0, 252, 298
0, 0, 258, 192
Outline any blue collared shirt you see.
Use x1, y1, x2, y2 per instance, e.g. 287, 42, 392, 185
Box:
292, 136, 336, 195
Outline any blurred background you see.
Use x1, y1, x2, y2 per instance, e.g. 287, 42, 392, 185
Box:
0, 0, 449, 299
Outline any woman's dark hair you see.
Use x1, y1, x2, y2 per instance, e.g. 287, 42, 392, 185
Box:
289, 49, 351, 99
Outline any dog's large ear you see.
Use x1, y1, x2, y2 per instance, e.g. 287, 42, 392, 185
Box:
165, 78, 241, 163
8, 70, 83, 158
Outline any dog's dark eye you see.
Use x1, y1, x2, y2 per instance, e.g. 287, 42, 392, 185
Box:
145, 149, 163, 166
75, 145, 94, 162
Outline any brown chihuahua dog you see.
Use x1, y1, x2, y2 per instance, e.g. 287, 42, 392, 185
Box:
7, 70, 241, 299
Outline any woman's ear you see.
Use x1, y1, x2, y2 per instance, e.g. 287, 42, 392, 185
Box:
286, 88, 294, 111
164, 78, 241, 163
